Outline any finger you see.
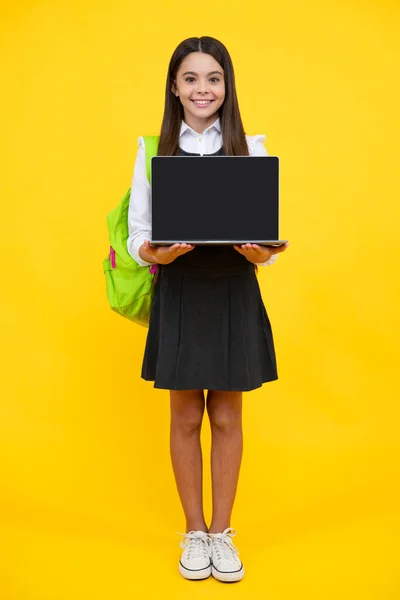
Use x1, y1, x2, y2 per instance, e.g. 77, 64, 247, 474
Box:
253, 244, 272, 256
173, 243, 191, 249
270, 242, 290, 254
178, 245, 195, 254
165, 243, 182, 254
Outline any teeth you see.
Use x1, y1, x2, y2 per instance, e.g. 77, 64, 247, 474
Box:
193, 100, 212, 105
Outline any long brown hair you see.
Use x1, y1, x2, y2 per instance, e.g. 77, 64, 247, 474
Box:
158, 37, 249, 157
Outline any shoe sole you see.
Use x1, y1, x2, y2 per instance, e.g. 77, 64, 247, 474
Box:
211, 565, 245, 582
179, 561, 212, 580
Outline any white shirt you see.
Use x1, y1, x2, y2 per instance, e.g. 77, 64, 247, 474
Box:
127, 117, 278, 267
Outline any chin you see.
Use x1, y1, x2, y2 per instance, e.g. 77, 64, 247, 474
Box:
186, 106, 221, 118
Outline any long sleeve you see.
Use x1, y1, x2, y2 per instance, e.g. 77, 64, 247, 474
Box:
246, 134, 278, 267
127, 136, 153, 267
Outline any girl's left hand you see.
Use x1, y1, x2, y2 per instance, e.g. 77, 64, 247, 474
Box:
234, 242, 289, 264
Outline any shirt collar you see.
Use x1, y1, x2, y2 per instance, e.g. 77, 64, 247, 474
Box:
179, 117, 221, 138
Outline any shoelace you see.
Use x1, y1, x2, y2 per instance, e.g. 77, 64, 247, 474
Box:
208, 527, 240, 563
176, 530, 210, 560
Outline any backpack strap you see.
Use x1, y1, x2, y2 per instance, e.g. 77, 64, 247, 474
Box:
142, 135, 160, 184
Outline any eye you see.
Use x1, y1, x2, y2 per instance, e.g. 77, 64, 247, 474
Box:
210, 78, 220, 83
185, 77, 195, 82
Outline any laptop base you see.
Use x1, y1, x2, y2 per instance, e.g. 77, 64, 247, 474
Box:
150, 240, 288, 246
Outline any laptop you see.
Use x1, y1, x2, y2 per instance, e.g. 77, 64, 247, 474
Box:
150, 156, 287, 246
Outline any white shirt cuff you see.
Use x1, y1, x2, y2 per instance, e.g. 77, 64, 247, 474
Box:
256, 253, 278, 266
127, 233, 154, 267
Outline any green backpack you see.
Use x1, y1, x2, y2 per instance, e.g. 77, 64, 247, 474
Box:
103, 135, 160, 326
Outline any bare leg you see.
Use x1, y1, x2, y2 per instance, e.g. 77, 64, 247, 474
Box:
170, 390, 208, 532
206, 391, 243, 533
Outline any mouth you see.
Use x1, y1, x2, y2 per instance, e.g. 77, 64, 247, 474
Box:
190, 100, 215, 108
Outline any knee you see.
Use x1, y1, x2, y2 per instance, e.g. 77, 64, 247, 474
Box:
170, 394, 205, 434
172, 409, 204, 434
207, 398, 242, 434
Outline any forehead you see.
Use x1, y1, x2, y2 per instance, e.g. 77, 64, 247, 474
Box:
177, 52, 223, 75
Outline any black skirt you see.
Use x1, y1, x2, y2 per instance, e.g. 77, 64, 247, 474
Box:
141, 245, 278, 391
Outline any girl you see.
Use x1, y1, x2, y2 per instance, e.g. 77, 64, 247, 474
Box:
127, 36, 288, 582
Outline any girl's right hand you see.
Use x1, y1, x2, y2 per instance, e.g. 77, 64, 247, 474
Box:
139, 239, 195, 265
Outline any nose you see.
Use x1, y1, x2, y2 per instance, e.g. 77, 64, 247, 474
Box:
197, 79, 209, 94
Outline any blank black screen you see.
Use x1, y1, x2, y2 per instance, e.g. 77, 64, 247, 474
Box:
151, 156, 279, 242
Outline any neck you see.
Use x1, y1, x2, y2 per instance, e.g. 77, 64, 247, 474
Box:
183, 111, 219, 134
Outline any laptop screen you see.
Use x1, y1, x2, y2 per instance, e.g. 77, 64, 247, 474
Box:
151, 156, 279, 243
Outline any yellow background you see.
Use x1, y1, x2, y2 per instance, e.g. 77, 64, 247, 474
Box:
1, 0, 399, 598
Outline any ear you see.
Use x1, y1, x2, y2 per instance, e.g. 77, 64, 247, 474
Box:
171, 81, 179, 97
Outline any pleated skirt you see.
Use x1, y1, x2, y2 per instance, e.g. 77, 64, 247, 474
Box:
141, 246, 278, 391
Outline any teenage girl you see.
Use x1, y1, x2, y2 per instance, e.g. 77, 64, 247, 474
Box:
127, 36, 289, 583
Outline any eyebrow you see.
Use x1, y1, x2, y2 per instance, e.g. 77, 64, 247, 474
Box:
181, 71, 223, 76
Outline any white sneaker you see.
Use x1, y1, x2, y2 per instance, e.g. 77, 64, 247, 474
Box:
177, 530, 212, 580
209, 528, 245, 582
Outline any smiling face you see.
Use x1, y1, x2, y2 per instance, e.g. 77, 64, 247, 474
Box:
172, 52, 226, 133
